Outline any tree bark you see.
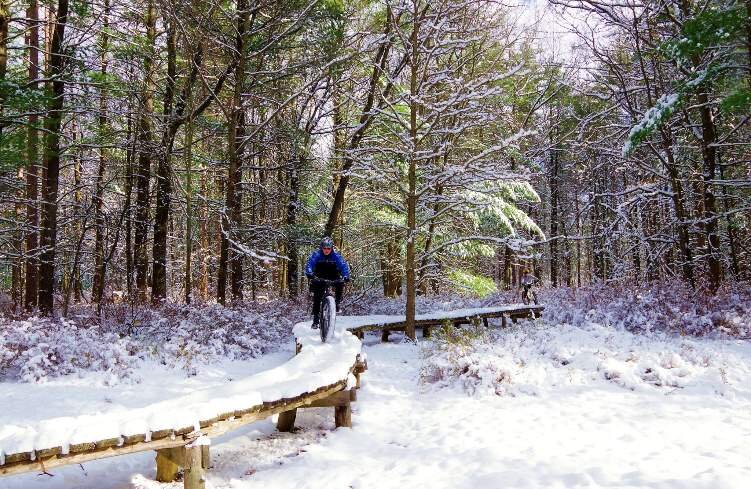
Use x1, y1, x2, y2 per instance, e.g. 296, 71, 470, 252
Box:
286, 159, 300, 298
218, 0, 249, 304
661, 133, 694, 288
150, 18, 177, 303
0, 1, 8, 82
24, 0, 40, 311
718, 158, 740, 278
134, 0, 156, 302
184, 112, 194, 304
549, 144, 560, 287
405, 1, 421, 341
37, 0, 69, 315
92, 0, 110, 309
696, 87, 722, 291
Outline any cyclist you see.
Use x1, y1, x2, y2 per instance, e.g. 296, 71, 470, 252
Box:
520, 268, 539, 304
305, 237, 351, 329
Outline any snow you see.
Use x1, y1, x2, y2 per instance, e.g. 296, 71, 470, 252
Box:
623, 93, 681, 156
2, 289, 750, 488
0, 329, 361, 460
4, 314, 749, 488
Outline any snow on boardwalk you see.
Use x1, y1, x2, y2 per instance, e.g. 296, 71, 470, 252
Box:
295, 304, 544, 332
0, 327, 361, 472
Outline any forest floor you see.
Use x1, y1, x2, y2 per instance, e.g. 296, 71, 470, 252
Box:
2, 284, 751, 488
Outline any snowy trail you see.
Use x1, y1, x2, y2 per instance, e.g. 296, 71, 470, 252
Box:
4, 330, 751, 488
236, 340, 751, 489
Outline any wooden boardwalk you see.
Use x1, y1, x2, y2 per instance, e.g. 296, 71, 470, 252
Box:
0, 304, 540, 487
343, 304, 545, 341
0, 347, 366, 489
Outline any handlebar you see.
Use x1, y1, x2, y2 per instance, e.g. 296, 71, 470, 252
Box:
310, 277, 346, 285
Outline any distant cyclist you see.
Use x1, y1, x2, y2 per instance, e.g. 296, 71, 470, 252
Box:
305, 237, 351, 328
520, 268, 539, 305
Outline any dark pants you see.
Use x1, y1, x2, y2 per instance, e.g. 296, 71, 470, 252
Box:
311, 281, 343, 323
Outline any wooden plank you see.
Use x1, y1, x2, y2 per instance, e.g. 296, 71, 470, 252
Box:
305, 389, 355, 408
1, 436, 186, 477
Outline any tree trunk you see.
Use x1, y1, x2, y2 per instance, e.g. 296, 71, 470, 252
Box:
286, 159, 300, 297
662, 139, 694, 287
404, 1, 420, 341
381, 239, 402, 297
72, 137, 83, 303
184, 113, 194, 304
218, 0, 249, 304
199, 167, 209, 299
696, 88, 721, 291
549, 145, 560, 287
0, 0, 8, 81
37, 0, 70, 315
134, 0, 156, 301
3, 2, 19, 308
24, 0, 40, 311
150, 19, 177, 304
125, 96, 135, 301
718, 158, 740, 278
92, 0, 110, 308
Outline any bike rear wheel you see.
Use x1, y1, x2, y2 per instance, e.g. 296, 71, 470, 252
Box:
320, 295, 337, 342
521, 288, 530, 305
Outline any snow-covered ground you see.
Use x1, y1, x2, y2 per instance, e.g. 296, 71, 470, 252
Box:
4, 317, 750, 489
0, 324, 360, 459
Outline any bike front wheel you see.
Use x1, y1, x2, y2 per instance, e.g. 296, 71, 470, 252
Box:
320, 295, 337, 342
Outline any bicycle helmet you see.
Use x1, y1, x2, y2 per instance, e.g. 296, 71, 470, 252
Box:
320, 236, 334, 249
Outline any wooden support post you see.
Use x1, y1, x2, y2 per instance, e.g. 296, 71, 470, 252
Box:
355, 331, 364, 340
276, 409, 297, 432
201, 445, 210, 469
501, 314, 507, 328
183, 445, 205, 489
334, 404, 352, 428
483, 317, 489, 328
423, 326, 431, 338
155, 447, 183, 483
381, 329, 390, 342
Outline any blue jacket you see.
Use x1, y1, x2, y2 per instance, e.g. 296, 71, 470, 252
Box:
305, 249, 350, 281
